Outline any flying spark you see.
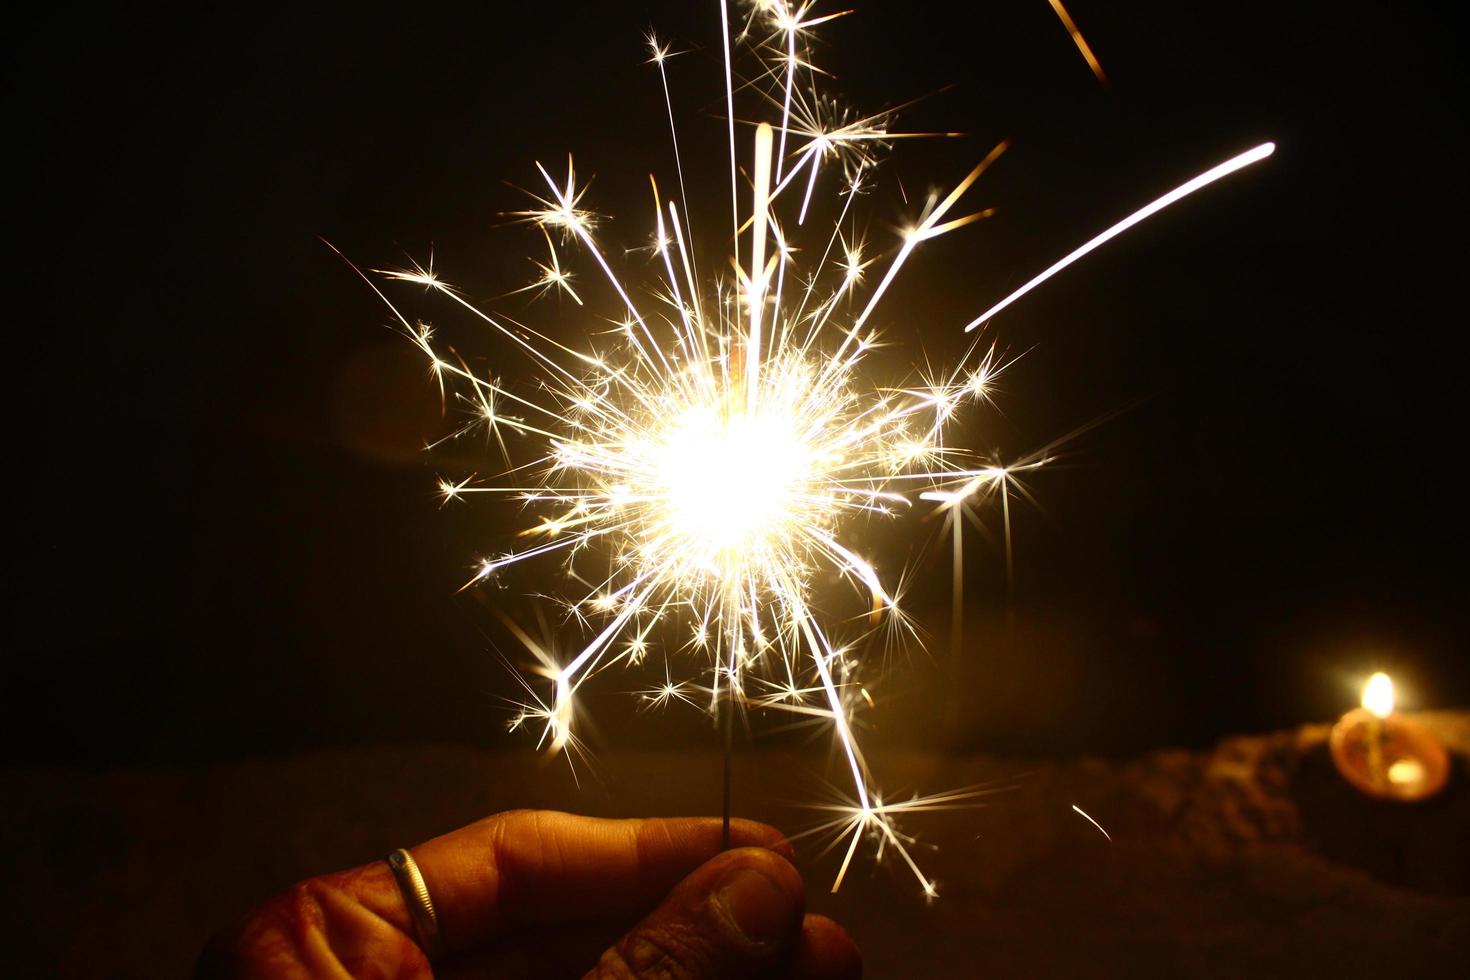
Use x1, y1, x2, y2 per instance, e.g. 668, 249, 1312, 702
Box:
1047, 0, 1108, 86
1071, 803, 1113, 842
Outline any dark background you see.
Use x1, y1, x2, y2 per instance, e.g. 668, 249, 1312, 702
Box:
20, 1, 1466, 767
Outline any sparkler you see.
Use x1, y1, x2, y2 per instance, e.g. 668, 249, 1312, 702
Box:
339, 1, 1273, 896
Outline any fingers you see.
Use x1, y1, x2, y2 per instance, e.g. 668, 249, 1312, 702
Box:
436, 912, 861, 980
784, 916, 862, 980
370, 811, 792, 955
201, 813, 856, 980
197, 866, 431, 980
585, 846, 806, 979
433, 919, 627, 980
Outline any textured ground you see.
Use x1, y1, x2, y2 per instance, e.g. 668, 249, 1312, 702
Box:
9, 713, 1468, 978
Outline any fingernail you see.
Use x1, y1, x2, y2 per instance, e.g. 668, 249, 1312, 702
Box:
712, 867, 794, 945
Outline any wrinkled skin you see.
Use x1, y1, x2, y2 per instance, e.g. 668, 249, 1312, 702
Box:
198, 810, 861, 980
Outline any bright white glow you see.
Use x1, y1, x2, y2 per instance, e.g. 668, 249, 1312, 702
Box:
654, 408, 811, 559
1362, 671, 1394, 718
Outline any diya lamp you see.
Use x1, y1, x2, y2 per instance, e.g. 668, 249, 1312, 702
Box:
1330, 672, 1449, 802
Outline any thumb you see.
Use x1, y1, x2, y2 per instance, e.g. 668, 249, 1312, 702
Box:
586, 846, 806, 979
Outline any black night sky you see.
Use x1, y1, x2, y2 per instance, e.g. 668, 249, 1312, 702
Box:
22, 0, 1467, 767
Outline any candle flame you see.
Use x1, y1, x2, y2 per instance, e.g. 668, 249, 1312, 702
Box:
1362, 671, 1394, 718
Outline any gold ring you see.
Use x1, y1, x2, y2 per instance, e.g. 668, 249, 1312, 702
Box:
386, 848, 443, 959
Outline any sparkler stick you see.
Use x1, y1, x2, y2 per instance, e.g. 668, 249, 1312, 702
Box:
344, 0, 1273, 896
722, 685, 734, 849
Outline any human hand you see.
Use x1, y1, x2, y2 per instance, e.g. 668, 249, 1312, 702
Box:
197, 810, 860, 979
